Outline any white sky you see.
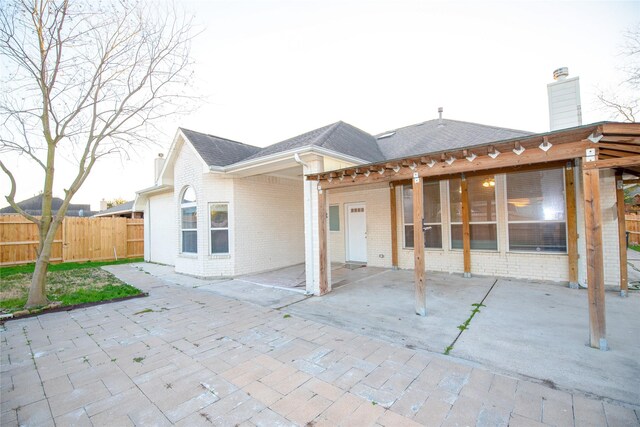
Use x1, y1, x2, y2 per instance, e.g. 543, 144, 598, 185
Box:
1, 0, 638, 210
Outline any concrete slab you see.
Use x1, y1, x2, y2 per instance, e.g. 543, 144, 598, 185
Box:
285, 269, 497, 355
451, 278, 640, 406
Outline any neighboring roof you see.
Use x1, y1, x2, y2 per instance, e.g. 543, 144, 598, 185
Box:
375, 119, 533, 160
0, 194, 95, 217
243, 121, 385, 163
180, 128, 261, 167
94, 201, 136, 217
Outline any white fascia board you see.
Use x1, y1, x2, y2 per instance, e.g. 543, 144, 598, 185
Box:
136, 184, 173, 197
212, 147, 368, 174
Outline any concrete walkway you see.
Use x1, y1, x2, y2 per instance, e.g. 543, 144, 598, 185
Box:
1, 265, 638, 426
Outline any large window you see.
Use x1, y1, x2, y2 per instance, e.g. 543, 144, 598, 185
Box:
181, 187, 197, 253
402, 181, 442, 249
210, 203, 229, 254
507, 168, 567, 252
450, 175, 497, 250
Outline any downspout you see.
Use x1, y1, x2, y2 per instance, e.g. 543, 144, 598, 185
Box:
294, 154, 315, 295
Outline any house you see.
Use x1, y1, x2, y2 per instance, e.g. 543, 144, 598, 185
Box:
135, 69, 640, 350
0, 194, 97, 217
93, 201, 143, 218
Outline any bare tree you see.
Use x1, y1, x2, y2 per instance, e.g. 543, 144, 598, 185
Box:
598, 23, 639, 122
0, 0, 196, 307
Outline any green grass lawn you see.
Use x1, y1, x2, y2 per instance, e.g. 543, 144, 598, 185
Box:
0, 259, 144, 314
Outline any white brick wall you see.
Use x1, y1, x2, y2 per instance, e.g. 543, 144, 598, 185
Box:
233, 175, 305, 275
327, 182, 393, 268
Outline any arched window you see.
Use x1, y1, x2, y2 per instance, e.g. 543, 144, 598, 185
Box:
181, 187, 197, 253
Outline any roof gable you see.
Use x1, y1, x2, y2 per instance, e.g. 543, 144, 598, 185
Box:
180, 128, 261, 167
243, 121, 385, 163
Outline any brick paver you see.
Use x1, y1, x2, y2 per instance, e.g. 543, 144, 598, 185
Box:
1, 265, 638, 426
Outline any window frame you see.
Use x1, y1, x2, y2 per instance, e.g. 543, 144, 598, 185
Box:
401, 181, 443, 250
180, 186, 197, 254
448, 176, 499, 252
505, 167, 568, 254
209, 202, 230, 255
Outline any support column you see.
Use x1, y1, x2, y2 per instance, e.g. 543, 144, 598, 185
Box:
302, 155, 330, 295
615, 171, 628, 297
565, 162, 579, 288
582, 167, 607, 350
461, 175, 472, 278
390, 184, 399, 269
318, 187, 330, 295
413, 175, 426, 316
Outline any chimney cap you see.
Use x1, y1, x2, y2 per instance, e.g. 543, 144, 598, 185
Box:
553, 67, 569, 80
158, 153, 164, 158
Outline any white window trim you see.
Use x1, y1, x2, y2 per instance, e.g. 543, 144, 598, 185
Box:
209, 202, 230, 255
180, 187, 197, 254
504, 168, 568, 254
401, 184, 443, 250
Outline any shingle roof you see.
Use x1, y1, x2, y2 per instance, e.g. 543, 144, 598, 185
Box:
179, 119, 533, 170
375, 119, 533, 160
180, 128, 261, 167
0, 194, 96, 216
243, 121, 385, 163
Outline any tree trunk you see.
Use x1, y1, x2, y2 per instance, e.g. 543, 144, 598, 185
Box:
25, 218, 61, 308
26, 254, 50, 307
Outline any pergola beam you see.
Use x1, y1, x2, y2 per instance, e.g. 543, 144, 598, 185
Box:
413, 175, 426, 316
615, 171, 629, 297
582, 167, 607, 350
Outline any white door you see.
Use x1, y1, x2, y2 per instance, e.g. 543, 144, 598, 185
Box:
346, 203, 367, 263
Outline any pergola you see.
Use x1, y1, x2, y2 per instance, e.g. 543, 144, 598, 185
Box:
307, 121, 640, 350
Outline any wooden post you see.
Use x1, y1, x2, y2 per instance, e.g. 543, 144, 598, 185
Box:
318, 188, 330, 295
565, 162, 579, 288
390, 184, 399, 269
615, 171, 629, 297
461, 175, 472, 278
413, 176, 426, 316
582, 168, 607, 350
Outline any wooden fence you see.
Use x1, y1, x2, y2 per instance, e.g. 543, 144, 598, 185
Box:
626, 213, 640, 246
0, 215, 144, 266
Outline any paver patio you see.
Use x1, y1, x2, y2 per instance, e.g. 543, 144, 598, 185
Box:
1, 264, 638, 426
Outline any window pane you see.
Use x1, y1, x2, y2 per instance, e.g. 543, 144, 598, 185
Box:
404, 225, 414, 248
509, 223, 567, 252
182, 187, 196, 204
210, 204, 228, 228
468, 175, 496, 222
211, 230, 229, 253
404, 182, 441, 224
403, 185, 413, 224
405, 224, 442, 249
507, 169, 565, 221
451, 224, 497, 250
182, 206, 197, 229
182, 230, 197, 253
329, 205, 340, 231
425, 224, 442, 248
424, 182, 441, 223
449, 179, 462, 222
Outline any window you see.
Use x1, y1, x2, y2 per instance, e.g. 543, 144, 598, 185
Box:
329, 205, 340, 231
450, 176, 498, 250
402, 181, 442, 249
507, 168, 567, 252
210, 203, 229, 254
181, 187, 197, 253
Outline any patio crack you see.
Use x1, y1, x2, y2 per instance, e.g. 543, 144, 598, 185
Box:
444, 278, 498, 355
